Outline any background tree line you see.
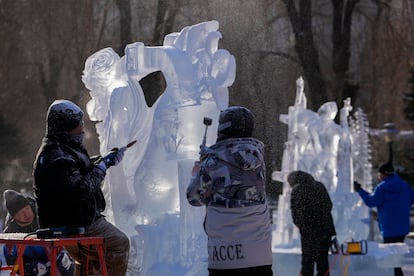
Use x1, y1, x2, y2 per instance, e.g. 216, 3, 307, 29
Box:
0, 0, 413, 200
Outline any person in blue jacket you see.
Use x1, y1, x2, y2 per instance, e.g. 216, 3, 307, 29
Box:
354, 161, 414, 276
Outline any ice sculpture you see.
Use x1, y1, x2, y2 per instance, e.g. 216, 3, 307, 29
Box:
80, 21, 407, 275
272, 77, 373, 248
82, 21, 235, 274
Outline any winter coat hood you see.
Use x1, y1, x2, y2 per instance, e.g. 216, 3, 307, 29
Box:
186, 136, 272, 269
46, 100, 84, 139
287, 170, 314, 187
211, 137, 264, 171
381, 174, 407, 193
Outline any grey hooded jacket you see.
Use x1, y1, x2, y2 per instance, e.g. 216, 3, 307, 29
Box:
187, 137, 272, 269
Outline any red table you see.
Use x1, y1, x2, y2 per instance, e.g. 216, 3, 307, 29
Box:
0, 233, 107, 276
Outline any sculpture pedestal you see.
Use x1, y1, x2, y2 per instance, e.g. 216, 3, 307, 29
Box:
272, 241, 409, 275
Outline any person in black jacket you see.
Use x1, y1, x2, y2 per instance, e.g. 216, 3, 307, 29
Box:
33, 99, 130, 275
288, 170, 336, 276
2, 189, 75, 276
3, 189, 38, 233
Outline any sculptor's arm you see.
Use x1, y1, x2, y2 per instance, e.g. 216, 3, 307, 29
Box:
290, 189, 304, 228
317, 181, 333, 212
410, 186, 414, 205
357, 184, 386, 208
186, 162, 207, 206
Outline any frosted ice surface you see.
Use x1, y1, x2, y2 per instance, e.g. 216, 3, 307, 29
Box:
82, 20, 405, 274
82, 21, 235, 274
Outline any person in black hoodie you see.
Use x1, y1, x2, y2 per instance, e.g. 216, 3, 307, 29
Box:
288, 170, 336, 276
33, 99, 130, 275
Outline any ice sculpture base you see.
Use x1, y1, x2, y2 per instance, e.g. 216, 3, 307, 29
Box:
272, 241, 409, 275
126, 233, 411, 276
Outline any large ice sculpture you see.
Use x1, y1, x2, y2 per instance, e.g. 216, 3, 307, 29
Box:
266, 78, 407, 276
272, 77, 373, 248
82, 21, 235, 274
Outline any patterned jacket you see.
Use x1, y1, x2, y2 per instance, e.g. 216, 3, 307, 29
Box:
187, 137, 272, 269
33, 138, 106, 228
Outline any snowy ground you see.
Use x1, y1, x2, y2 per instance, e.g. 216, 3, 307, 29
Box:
272, 238, 414, 276
0, 237, 413, 275
403, 237, 414, 275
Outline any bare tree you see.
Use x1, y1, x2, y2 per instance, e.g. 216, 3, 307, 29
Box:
280, 0, 329, 110
279, 0, 373, 110
115, 0, 132, 54
152, 0, 182, 45
331, 0, 361, 102
1, 0, 414, 192
0, 0, 121, 171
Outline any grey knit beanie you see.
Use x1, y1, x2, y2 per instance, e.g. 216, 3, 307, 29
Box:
3, 189, 30, 217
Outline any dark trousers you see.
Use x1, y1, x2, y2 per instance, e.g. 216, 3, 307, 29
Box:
208, 265, 273, 276
301, 249, 329, 276
383, 236, 405, 276
67, 217, 130, 276
301, 236, 331, 276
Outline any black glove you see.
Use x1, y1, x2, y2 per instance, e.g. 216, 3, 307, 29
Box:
101, 147, 126, 168
353, 181, 362, 192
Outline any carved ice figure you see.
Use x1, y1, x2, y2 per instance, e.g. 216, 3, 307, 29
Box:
277, 77, 317, 178
337, 98, 353, 194
273, 76, 318, 247
349, 108, 373, 188
306, 101, 341, 191
83, 46, 157, 226
272, 77, 372, 248
82, 21, 235, 274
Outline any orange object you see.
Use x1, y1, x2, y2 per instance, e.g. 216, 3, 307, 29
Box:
347, 242, 362, 253
341, 239, 368, 255
0, 235, 107, 276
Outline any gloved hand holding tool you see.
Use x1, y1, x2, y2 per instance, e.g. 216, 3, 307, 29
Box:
98, 140, 137, 170
353, 181, 362, 192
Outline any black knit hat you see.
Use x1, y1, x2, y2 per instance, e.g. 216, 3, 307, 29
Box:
378, 162, 394, 175
46, 100, 84, 138
217, 106, 255, 141
3, 190, 30, 217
